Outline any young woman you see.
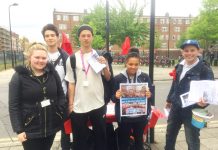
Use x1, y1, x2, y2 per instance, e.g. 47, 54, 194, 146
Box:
165, 40, 214, 150
112, 47, 152, 150
9, 43, 66, 150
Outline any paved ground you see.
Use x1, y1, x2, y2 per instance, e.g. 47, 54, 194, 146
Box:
0, 65, 218, 150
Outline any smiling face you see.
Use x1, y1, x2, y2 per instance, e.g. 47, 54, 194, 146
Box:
29, 49, 48, 73
182, 45, 199, 65
126, 57, 140, 76
44, 30, 59, 49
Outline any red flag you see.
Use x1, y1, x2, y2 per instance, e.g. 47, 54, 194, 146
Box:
121, 36, 131, 55
61, 32, 73, 55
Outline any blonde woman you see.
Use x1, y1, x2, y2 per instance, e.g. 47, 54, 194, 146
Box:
9, 43, 66, 150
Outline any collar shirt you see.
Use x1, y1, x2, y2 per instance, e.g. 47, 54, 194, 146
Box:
179, 58, 199, 81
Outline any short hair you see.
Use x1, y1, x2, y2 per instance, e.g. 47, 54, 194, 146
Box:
23, 42, 48, 66
77, 24, 94, 37
41, 24, 59, 38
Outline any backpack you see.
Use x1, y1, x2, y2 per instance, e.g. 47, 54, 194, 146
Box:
70, 50, 114, 104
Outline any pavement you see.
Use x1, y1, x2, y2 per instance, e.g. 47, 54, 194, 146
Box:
0, 65, 218, 150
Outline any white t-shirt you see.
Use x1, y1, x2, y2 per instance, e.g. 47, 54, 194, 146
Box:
65, 50, 104, 113
48, 51, 67, 94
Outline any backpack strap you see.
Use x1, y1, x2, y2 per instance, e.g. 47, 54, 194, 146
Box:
53, 55, 62, 68
70, 54, 77, 84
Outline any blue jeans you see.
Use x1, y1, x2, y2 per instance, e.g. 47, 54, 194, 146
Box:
165, 106, 200, 150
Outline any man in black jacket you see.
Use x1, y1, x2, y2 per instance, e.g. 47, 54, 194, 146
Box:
42, 24, 70, 150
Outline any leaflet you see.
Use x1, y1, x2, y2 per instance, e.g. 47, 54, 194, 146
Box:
88, 51, 106, 73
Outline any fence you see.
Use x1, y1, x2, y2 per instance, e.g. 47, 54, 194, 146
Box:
0, 50, 24, 71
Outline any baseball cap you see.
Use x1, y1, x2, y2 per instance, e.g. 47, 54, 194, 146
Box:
77, 24, 93, 37
180, 40, 200, 49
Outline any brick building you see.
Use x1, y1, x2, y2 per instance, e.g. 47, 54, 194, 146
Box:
0, 26, 19, 51
53, 9, 194, 56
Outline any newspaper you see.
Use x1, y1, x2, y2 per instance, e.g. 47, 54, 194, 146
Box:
180, 80, 218, 108
120, 83, 148, 117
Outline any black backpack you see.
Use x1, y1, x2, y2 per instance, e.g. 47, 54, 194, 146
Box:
70, 50, 114, 104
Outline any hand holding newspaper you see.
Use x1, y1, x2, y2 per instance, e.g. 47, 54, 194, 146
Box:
88, 51, 106, 73
180, 80, 218, 108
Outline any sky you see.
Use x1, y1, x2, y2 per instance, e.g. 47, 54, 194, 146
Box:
0, 0, 203, 43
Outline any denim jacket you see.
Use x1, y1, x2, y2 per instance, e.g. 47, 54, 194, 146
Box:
167, 59, 214, 108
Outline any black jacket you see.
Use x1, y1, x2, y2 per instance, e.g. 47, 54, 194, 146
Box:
167, 59, 214, 108
9, 63, 67, 139
112, 69, 152, 123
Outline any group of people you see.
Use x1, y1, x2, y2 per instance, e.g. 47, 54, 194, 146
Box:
8, 23, 214, 150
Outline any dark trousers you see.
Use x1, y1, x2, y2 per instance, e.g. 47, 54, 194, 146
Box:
22, 134, 55, 150
165, 106, 200, 150
61, 127, 71, 150
106, 123, 117, 150
71, 105, 107, 150
118, 121, 147, 150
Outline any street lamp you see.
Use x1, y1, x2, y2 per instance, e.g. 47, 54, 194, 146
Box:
9, 3, 18, 68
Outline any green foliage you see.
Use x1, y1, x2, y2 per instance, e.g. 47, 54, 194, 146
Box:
71, 0, 149, 50
185, 0, 218, 49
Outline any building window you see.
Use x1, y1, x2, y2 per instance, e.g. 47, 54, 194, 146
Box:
160, 19, 165, 24
59, 24, 67, 30
166, 18, 170, 24
178, 19, 182, 24
63, 15, 69, 21
173, 19, 177, 24
73, 16, 79, 21
56, 15, 61, 21
185, 19, 190, 24
161, 42, 167, 48
172, 35, 176, 40
174, 27, 180, 32
162, 27, 167, 32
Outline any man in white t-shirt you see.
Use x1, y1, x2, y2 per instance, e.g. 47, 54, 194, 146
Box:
41, 24, 70, 150
65, 25, 111, 150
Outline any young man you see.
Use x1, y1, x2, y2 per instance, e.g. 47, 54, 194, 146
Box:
41, 24, 70, 150
65, 25, 111, 150
165, 40, 214, 150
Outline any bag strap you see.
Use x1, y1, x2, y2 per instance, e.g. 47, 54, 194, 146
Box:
70, 54, 77, 84
53, 55, 62, 68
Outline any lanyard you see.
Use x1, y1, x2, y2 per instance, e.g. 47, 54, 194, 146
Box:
80, 50, 92, 77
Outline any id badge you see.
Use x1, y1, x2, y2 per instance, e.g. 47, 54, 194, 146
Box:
83, 80, 89, 87
41, 99, 51, 107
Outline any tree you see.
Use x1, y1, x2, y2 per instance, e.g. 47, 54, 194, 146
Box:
186, 0, 218, 50
71, 0, 149, 50
19, 37, 30, 51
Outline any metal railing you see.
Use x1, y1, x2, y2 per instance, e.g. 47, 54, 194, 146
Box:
0, 50, 24, 71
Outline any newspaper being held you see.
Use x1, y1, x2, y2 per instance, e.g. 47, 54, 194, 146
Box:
181, 80, 218, 108
88, 51, 106, 73
120, 83, 148, 117
180, 92, 196, 108
189, 80, 218, 105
